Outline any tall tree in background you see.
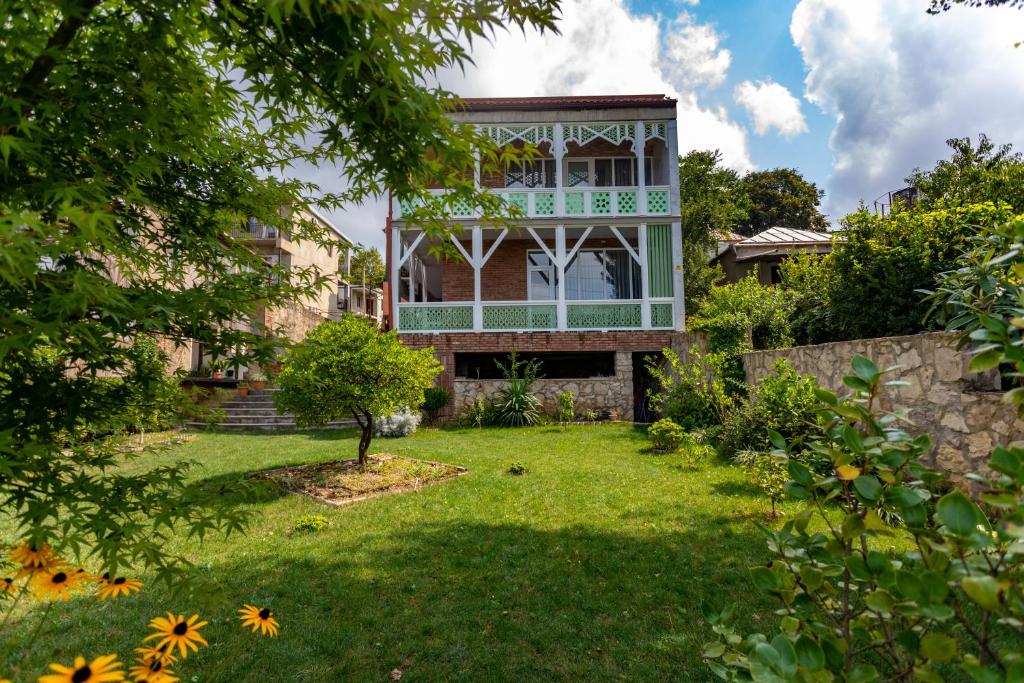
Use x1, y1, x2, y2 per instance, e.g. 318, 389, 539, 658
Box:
678, 150, 750, 312
348, 245, 387, 287
738, 168, 828, 236
907, 134, 1024, 212
0, 0, 559, 586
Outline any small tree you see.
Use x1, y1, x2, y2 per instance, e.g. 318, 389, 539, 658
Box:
274, 317, 441, 466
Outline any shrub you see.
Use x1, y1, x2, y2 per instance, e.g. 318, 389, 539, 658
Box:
734, 450, 788, 518
374, 407, 421, 437
778, 251, 836, 346
507, 462, 527, 476
291, 514, 329, 534
648, 418, 686, 453
580, 408, 599, 422
421, 386, 450, 425
493, 352, 543, 427
462, 396, 493, 428
718, 359, 821, 460
557, 390, 575, 423
647, 348, 732, 432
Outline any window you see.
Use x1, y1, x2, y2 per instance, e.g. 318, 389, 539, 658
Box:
565, 158, 655, 188
567, 160, 589, 187
527, 251, 557, 301
505, 159, 555, 188
456, 352, 615, 379
527, 248, 640, 301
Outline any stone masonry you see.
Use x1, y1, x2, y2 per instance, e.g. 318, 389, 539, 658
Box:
743, 332, 1024, 484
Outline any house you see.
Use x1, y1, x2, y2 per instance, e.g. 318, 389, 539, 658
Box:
338, 247, 384, 326
712, 226, 835, 285
384, 94, 685, 421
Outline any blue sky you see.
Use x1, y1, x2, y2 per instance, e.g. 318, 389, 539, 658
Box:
323, 0, 1024, 247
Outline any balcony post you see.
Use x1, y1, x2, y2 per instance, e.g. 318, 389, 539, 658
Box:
671, 219, 685, 331
472, 226, 483, 332
638, 223, 650, 329
635, 121, 647, 214
554, 122, 565, 215
390, 227, 401, 330
667, 120, 680, 215
555, 224, 567, 331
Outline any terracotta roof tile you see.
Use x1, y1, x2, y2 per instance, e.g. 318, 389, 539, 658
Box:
454, 94, 677, 112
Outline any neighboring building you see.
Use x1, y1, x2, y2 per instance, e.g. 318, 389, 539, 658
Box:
385, 94, 685, 420
337, 247, 384, 326
712, 226, 836, 285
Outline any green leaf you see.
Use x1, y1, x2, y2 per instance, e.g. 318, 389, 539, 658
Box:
853, 475, 882, 503
847, 664, 879, 683
750, 566, 784, 593
770, 635, 797, 677
788, 460, 813, 486
864, 589, 895, 615
851, 355, 879, 382
767, 429, 786, 451
702, 641, 726, 658
961, 575, 1001, 611
919, 633, 957, 661
794, 635, 824, 672
967, 348, 1004, 373
988, 446, 1023, 476
842, 513, 866, 540
935, 490, 986, 537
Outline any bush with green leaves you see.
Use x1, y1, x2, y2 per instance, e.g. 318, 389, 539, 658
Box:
648, 418, 687, 453
778, 252, 837, 346
507, 462, 527, 476
493, 352, 543, 427
462, 396, 493, 428
558, 390, 575, 423
735, 451, 789, 519
647, 348, 733, 432
691, 276, 794, 392
421, 386, 451, 425
703, 355, 1024, 682
718, 359, 822, 462
291, 514, 329, 534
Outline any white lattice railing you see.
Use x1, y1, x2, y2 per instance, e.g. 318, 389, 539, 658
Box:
394, 186, 672, 219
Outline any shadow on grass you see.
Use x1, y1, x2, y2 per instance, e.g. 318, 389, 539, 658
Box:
3, 520, 775, 682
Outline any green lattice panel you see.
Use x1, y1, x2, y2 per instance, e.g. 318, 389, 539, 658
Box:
450, 195, 475, 218
534, 192, 555, 216
644, 122, 666, 141
483, 304, 557, 330
616, 190, 637, 214
567, 303, 642, 329
591, 191, 612, 215
506, 192, 529, 214
398, 198, 421, 217
565, 192, 585, 216
399, 305, 473, 331
650, 302, 674, 328
646, 189, 670, 214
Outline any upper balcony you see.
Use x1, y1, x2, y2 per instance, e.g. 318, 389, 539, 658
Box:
392, 120, 678, 221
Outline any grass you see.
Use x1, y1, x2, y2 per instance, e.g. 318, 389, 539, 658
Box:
3, 424, 857, 681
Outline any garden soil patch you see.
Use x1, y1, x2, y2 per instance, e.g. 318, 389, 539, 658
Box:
252, 454, 467, 506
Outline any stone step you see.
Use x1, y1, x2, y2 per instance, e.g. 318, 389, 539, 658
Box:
184, 420, 356, 432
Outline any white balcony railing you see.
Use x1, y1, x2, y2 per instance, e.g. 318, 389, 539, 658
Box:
397, 299, 675, 333
395, 186, 672, 220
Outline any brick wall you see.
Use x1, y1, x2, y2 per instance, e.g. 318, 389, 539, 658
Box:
441, 237, 632, 301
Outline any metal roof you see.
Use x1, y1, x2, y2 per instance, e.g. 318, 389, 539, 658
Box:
737, 227, 835, 246
454, 94, 677, 112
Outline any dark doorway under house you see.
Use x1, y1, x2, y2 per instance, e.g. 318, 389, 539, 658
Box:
632, 351, 661, 423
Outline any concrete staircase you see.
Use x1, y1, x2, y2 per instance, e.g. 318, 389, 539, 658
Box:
187, 389, 356, 432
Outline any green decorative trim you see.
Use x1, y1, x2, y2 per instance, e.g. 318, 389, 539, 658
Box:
647, 224, 673, 298
481, 124, 554, 147
650, 302, 674, 328
643, 122, 666, 141
506, 192, 528, 213
564, 123, 635, 148
616, 190, 637, 215
399, 305, 473, 331
450, 195, 474, 218
483, 304, 557, 330
567, 302, 642, 329
591, 191, 611, 215
646, 189, 670, 214
565, 192, 585, 215
534, 192, 555, 216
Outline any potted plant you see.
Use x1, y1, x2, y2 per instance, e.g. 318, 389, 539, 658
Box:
210, 359, 227, 380
236, 381, 250, 397
249, 370, 268, 391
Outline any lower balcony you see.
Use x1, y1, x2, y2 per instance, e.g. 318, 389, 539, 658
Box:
397, 299, 676, 333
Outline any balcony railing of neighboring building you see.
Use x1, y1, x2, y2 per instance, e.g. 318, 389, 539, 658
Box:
231, 218, 279, 240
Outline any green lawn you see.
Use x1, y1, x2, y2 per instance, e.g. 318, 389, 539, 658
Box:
6, 424, 821, 681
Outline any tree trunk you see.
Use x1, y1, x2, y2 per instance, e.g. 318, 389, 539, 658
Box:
357, 411, 373, 468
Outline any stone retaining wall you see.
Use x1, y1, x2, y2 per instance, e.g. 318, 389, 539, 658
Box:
452, 351, 634, 420
743, 332, 1024, 482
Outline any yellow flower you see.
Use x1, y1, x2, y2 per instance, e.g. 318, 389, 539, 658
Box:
97, 576, 143, 601
127, 656, 178, 683
144, 613, 208, 659
38, 654, 125, 683
1, 576, 18, 598
30, 565, 87, 601
238, 604, 280, 637
9, 541, 53, 568
836, 465, 862, 481
132, 646, 176, 667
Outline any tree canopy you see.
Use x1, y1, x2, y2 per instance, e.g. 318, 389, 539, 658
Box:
907, 134, 1024, 213
738, 168, 828, 236
0, 0, 559, 584
274, 317, 442, 465
348, 245, 386, 287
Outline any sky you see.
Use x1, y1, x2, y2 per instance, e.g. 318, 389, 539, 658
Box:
318, 0, 1024, 250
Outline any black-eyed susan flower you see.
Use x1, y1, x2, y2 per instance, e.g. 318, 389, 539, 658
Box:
97, 576, 143, 600
0, 576, 17, 597
238, 604, 280, 636
38, 654, 124, 683
144, 613, 208, 659
132, 646, 176, 667
127, 655, 178, 683
10, 542, 59, 578
30, 565, 87, 601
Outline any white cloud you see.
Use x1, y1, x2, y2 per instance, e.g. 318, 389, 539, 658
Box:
734, 79, 808, 138
791, 0, 1024, 218
664, 12, 732, 88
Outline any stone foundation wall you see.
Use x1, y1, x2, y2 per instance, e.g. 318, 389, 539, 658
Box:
452, 351, 634, 420
743, 332, 1024, 483
265, 303, 327, 341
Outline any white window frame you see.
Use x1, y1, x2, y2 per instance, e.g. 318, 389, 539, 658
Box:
528, 247, 641, 301
504, 157, 556, 189
526, 251, 557, 301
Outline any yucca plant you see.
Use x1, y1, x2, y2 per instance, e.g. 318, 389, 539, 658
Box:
494, 352, 543, 427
